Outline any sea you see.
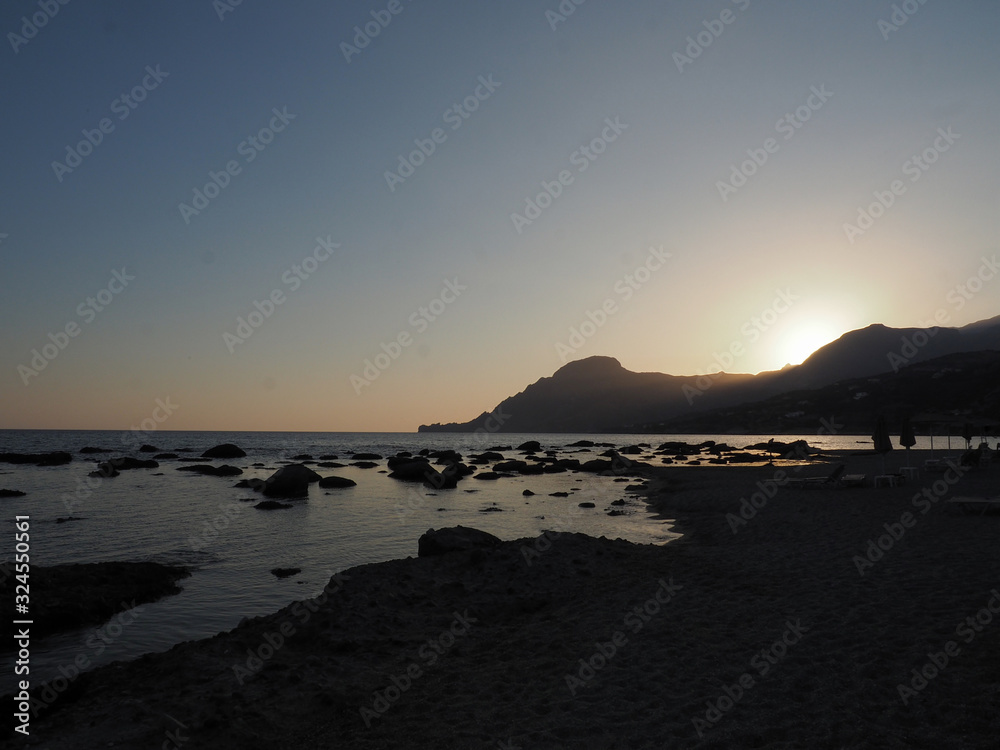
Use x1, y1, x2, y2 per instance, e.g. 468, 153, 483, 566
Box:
0, 429, 938, 683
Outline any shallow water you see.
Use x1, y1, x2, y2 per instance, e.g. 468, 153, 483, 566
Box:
0, 429, 945, 681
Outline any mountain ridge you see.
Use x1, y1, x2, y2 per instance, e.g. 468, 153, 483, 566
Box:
418, 317, 1000, 433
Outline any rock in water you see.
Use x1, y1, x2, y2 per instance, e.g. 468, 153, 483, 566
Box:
263, 463, 321, 498
417, 526, 502, 557
255, 500, 294, 510
318, 475, 357, 488
271, 567, 301, 578
175, 464, 243, 477
517, 440, 542, 453
201, 443, 247, 459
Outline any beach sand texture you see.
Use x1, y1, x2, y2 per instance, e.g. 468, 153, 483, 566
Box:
18, 450, 1000, 749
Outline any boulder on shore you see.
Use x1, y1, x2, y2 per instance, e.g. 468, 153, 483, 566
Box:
417, 526, 502, 557
517, 440, 542, 453
201, 443, 247, 459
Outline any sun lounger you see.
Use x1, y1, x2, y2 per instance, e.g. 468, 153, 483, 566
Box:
787, 463, 845, 489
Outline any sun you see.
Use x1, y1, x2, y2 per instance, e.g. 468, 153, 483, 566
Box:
779, 324, 839, 366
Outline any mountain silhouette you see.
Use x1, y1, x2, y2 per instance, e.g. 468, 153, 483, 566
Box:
418, 316, 1000, 433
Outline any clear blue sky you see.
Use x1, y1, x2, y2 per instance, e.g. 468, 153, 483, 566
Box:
2, 0, 998, 430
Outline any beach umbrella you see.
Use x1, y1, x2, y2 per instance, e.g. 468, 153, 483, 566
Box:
962, 422, 974, 450
899, 416, 916, 468
872, 415, 893, 475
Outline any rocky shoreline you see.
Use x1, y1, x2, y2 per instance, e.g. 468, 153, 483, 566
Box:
11, 450, 1000, 748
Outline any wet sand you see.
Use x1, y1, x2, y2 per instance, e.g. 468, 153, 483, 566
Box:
15, 449, 1000, 749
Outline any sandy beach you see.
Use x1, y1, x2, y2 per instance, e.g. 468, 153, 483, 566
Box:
14, 448, 1000, 749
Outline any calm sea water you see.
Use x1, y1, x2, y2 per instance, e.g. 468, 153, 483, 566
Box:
0, 429, 927, 682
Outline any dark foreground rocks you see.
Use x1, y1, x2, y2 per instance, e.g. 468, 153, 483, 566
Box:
0, 561, 190, 641
263, 464, 322, 498
14, 460, 1000, 749
417, 526, 501, 557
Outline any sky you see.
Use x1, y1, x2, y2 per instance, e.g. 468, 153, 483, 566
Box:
1, 0, 998, 432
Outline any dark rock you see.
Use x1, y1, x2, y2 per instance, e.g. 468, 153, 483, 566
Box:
568, 440, 595, 447
579, 459, 612, 473
55, 516, 83, 523
550, 492, 570, 497
92, 457, 159, 476
175, 464, 243, 477
79, 447, 112, 454
318, 476, 357, 488
479, 506, 503, 513
139, 444, 158, 453
417, 526, 502, 557
255, 500, 294, 510
351, 453, 383, 460
318, 454, 339, 460
619, 445, 643, 455
154, 453, 179, 460
292, 454, 313, 461
351, 461, 378, 469
0, 561, 189, 638
611, 499, 626, 505
263, 463, 321, 498
201, 443, 247, 459
271, 567, 301, 578
234, 479, 266, 490
0, 489, 26, 498
388, 458, 433, 480
473, 452, 505, 462
473, 472, 501, 481
316, 462, 346, 468
517, 440, 542, 452
423, 464, 463, 489
522, 490, 535, 496
0, 451, 73, 466
493, 460, 528, 473
578, 502, 596, 508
